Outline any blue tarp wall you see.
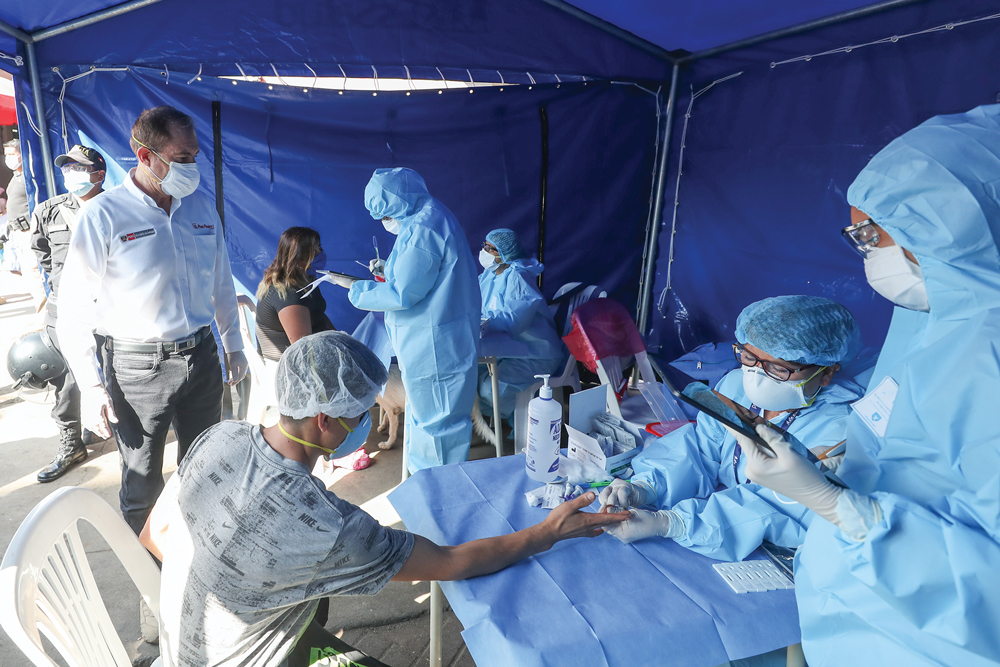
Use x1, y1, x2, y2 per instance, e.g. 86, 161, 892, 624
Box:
3, 0, 1000, 362
41, 68, 660, 332
645, 0, 1000, 362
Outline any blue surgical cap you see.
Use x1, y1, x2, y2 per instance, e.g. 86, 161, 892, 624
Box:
735, 295, 861, 366
485, 228, 527, 263
365, 167, 430, 221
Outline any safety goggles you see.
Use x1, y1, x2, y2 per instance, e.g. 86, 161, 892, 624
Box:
841, 218, 881, 258
482, 242, 499, 255
732, 344, 811, 383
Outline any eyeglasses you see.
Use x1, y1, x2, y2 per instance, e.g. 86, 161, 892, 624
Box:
482, 242, 498, 254
732, 344, 807, 382
841, 218, 881, 258
60, 164, 92, 174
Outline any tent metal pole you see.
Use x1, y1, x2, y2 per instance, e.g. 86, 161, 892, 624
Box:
0, 18, 32, 43
679, 0, 928, 63
537, 0, 676, 63
32, 0, 163, 42
636, 63, 679, 339
24, 41, 57, 199
212, 101, 226, 232
537, 105, 549, 291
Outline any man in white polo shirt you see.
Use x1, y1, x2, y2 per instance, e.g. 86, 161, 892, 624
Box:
58, 105, 248, 535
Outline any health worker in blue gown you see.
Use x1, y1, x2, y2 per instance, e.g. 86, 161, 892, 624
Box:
599, 295, 864, 562
728, 104, 1000, 666
346, 168, 481, 473
477, 229, 566, 419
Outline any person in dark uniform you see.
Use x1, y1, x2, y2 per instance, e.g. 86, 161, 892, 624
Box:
30, 144, 107, 482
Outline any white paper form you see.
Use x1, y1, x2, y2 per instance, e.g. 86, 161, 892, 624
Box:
851, 376, 899, 438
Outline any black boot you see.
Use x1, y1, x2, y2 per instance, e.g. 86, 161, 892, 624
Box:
37, 426, 88, 483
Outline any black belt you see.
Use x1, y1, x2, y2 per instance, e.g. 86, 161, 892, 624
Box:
106, 326, 212, 355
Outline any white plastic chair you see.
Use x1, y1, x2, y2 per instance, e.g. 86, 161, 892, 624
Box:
237, 294, 277, 426
511, 283, 607, 452
0, 486, 162, 667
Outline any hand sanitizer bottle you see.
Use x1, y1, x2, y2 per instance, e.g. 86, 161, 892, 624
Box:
525, 374, 561, 483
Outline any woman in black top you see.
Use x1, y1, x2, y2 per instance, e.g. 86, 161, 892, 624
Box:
255, 227, 335, 361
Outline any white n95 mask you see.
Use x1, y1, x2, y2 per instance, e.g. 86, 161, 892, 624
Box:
864, 244, 929, 312
159, 161, 201, 199
479, 248, 497, 269
742, 366, 824, 412
382, 218, 400, 235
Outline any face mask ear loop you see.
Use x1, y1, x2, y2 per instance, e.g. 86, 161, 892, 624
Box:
278, 421, 338, 457
796, 365, 828, 406
132, 134, 168, 184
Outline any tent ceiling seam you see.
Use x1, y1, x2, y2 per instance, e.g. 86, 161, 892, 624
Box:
679, 0, 926, 63
770, 9, 1000, 68
536, 0, 676, 63
31, 0, 163, 43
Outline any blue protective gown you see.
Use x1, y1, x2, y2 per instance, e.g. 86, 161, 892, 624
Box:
478, 258, 566, 418
794, 105, 1000, 666
631, 369, 863, 562
349, 168, 481, 472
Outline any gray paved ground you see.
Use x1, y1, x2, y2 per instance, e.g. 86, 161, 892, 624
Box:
0, 271, 481, 667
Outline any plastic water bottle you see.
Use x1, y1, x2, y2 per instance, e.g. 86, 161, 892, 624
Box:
525, 374, 561, 483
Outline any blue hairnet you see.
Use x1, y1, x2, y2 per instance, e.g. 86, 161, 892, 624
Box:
847, 104, 1000, 320
735, 295, 860, 366
485, 228, 527, 263
365, 167, 431, 221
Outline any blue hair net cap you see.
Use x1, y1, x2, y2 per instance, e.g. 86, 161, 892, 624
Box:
485, 228, 526, 263
735, 295, 861, 366
365, 167, 430, 221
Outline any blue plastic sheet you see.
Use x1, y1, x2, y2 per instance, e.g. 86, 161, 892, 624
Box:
389, 455, 800, 667
7, 0, 669, 81
37, 67, 658, 333
645, 0, 1000, 362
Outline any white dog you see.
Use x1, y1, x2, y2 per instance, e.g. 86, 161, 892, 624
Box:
375, 364, 496, 450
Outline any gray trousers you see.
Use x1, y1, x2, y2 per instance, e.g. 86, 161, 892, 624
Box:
104, 332, 223, 535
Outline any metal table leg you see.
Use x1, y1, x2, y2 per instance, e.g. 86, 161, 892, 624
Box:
430, 581, 443, 666
488, 357, 503, 457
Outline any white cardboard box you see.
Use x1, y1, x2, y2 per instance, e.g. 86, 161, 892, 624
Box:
565, 384, 644, 478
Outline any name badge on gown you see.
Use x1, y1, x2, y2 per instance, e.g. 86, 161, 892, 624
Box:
851, 376, 898, 438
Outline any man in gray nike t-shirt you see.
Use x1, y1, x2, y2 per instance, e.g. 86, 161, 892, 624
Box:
142, 331, 627, 667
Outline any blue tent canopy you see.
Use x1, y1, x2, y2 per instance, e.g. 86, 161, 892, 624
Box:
1, 0, 997, 364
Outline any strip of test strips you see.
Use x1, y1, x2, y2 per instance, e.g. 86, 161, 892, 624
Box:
712, 560, 795, 594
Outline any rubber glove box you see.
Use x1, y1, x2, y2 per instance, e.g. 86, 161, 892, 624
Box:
565, 384, 644, 478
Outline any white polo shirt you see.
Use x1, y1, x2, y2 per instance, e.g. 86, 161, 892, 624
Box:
58, 168, 242, 388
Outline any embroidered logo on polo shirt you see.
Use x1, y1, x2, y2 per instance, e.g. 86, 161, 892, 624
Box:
193, 223, 215, 230
119, 228, 156, 243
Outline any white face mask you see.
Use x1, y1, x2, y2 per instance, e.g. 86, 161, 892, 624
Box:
158, 161, 200, 199
742, 365, 825, 412
5, 154, 21, 171
135, 136, 201, 199
382, 217, 400, 235
63, 171, 98, 197
479, 248, 498, 269
863, 244, 929, 312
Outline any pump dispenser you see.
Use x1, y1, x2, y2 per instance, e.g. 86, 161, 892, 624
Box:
525, 374, 561, 483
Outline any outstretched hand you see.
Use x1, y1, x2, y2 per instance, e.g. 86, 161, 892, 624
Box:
541, 492, 630, 542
